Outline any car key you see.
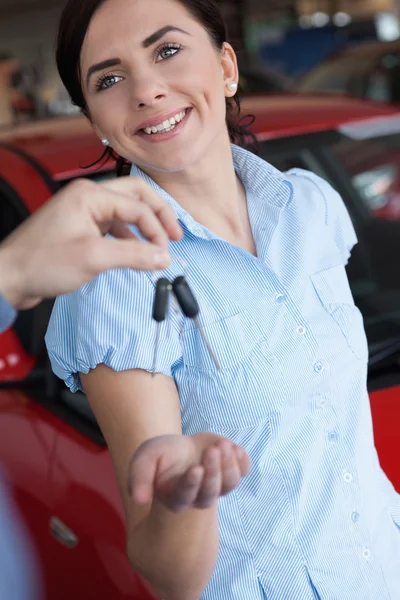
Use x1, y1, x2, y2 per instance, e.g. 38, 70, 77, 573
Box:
152, 277, 172, 376
172, 276, 220, 370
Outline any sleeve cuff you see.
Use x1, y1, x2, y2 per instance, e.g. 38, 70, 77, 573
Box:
0, 294, 16, 334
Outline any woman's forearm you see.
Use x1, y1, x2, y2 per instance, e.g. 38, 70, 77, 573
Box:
128, 501, 219, 600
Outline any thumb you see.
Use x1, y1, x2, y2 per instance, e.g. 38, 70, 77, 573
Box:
128, 447, 161, 504
89, 238, 171, 272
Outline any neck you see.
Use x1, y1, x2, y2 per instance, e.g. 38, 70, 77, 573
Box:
141, 132, 254, 248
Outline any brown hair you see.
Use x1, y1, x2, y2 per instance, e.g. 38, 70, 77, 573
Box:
56, 0, 256, 174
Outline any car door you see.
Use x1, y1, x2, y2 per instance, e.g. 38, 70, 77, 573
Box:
47, 387, 159, 600
0, 150, 62, 599
0, 146, 159, 599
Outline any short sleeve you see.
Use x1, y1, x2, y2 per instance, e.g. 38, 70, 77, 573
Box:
286, 168, 358, 265
45, 268, 183, 393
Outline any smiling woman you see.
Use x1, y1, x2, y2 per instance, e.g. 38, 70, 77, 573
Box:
46, 1, 400, 600
56, 0, 253, 175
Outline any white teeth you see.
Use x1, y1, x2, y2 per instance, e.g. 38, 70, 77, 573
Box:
142, 109, 187, 134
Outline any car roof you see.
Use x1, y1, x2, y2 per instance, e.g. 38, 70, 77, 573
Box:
240, 94, 399, 139
0, 94, 399, 179
0, 116, 111, 181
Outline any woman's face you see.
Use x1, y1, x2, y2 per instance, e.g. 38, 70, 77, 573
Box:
80, 0, 237, 173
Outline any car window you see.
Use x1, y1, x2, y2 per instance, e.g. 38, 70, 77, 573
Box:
90, 171, 117, 183
332, 133, 400, 219
262, 150, 326, 179
0, 181, 48, 357
261, 134, 400, 355
365, 53, 400, 103
0, 180, 27, 242
366, 69, 392, 102
59, 169, 117, 189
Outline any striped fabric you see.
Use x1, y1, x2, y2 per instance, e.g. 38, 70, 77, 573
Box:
45, 145, 400, 599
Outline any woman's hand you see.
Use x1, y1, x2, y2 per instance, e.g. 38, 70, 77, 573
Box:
128, 433, 250, 512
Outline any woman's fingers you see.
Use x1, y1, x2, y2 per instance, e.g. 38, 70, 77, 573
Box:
193, 446, 223, 509
235, 445, 251, 477
218, 441, 244, 495
157, 466, 205, 513
127, 443, 160, 504
146, 439, 250, 513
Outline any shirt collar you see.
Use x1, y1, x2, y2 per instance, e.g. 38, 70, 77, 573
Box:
130, 144, 292, 240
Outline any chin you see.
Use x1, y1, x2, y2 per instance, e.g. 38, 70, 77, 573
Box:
138, 144, 208, 174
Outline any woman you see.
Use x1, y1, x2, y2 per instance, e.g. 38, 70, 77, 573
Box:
45, 0, 400, 598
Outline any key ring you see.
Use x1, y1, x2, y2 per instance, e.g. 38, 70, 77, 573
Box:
151, 273, 220, 376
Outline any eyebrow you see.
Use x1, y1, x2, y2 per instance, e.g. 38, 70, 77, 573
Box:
142, 25, 190, 48
86, 25, 190, 87
86, 58, 121, 87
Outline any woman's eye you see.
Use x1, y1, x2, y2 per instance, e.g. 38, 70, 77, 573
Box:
156, 45, 181, 62
96, 74, 123, 92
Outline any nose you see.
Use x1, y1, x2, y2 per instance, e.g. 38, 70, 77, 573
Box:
130, 70, 167, 110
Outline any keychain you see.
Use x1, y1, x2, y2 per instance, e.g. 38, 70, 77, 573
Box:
151, 275, 220, 375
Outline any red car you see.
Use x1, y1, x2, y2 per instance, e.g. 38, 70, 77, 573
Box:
1, 95, 400, 600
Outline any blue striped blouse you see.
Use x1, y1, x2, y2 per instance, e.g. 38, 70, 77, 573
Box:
45, 145, 400, 599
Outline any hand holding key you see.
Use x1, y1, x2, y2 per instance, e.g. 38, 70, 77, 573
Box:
128, 433, 251, 512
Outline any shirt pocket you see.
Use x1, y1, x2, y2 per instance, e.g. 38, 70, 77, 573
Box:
180, 311, 287, 430
310, 264, 368, 363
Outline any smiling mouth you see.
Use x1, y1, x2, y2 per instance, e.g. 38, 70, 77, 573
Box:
141, 109, 187, 135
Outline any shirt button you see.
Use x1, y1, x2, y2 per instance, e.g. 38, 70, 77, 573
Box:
296, 325, 306, 336
362, 547, 371, 560
275, 293, 286, 304
314, 361, 324, 373
317, 397, 327, 408
343, 472, 353, 483
328, 431, 338, 442
352, 511, 360, 523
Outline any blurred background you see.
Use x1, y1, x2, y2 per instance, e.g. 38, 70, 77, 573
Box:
2, 2, 400, 599
1, 0, 400, 126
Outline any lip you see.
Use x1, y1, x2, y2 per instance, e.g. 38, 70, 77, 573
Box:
135, 107, 192, 144
135, 107, 190, 134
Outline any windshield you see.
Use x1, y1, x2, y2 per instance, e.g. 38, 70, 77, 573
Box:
332, 131, 400, 220
331, 128, 400, 349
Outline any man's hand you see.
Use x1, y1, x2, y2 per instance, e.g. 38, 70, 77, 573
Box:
128, 433, 250, 512
0, 177, 182, 309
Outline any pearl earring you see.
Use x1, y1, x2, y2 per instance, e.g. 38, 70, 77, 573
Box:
101, 138, 109, 146
227, 82, 237, 93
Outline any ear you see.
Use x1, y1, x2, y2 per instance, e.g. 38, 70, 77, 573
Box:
221, 42, 239, 96
92, 122, 106, 143
92, 122, 101, 137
